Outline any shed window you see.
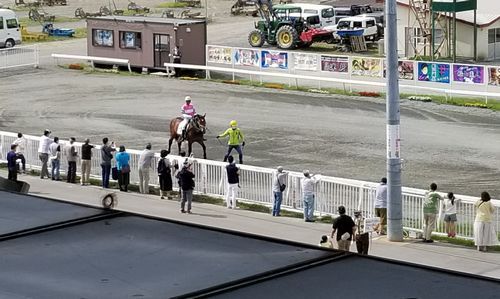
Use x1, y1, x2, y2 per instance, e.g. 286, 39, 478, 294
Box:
120, 31, 141, 49
496, 28, 500, 43
93, 29, 114, 47
489, 29, 495, 44
6, 18, 18, 29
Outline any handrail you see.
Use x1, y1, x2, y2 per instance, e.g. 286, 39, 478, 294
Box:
52, 53, 131, 73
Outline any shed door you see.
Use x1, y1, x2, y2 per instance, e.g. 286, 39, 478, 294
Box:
153, 34, 170, 68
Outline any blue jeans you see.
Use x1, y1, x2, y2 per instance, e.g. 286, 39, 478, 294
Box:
101, 164, 111, 188
51, 159, 60, 180
273, 191, 283, 216
224, 145, 243, 164
303, 194, 315, 221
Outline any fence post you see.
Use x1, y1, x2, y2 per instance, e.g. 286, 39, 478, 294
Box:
34, 45, 40, 68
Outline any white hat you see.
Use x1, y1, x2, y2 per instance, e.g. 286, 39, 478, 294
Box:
185, 96, 191, 102
277, 166, 284, 172
303, 169, 310, 176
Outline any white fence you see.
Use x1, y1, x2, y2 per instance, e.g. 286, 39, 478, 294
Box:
0, 45, 39, 70
51, 54, 132, 73
0, 130, 498, 241
202, 45, 500, 102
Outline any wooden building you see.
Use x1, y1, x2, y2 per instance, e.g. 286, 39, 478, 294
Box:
86, 16, 206, 69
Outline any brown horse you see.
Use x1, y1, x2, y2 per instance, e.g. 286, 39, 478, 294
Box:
168, 114, 207, 159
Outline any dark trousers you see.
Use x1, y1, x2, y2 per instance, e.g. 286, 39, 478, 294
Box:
118, 171, 130, 192
101, 164, 111, 188
8, 168, 17, 181
355, 233, 370, 255
16, 153, 26, 171
224, 145, 243, 164
67, 161, 77, 183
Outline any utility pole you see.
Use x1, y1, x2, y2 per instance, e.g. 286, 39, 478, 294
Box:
386, 0, 403, 242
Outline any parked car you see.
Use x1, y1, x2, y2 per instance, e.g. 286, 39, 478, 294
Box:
331, 16, 381, 42
0, 9, 22, 48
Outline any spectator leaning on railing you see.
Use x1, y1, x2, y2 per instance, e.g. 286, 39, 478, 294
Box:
422, 183, 443, 243
272, 166, 287, 217
13, 133, 27, 174
65, 137, 78, 184
138, 143, 154, 194
100, 138, 116, 189
301, 170, 320, 222
81, 138, 94, 186
474, 191, 499, 252
37, 129, 52, 179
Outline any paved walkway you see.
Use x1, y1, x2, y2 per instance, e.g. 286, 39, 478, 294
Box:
4, 171, 500, 279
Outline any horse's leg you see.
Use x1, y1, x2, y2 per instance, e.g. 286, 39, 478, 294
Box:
188, 141, 193, 157
177, 140, 182, 155
168, 137, 173, 153
199, 141, 207, 159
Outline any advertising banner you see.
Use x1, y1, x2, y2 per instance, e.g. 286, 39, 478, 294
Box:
320, 55, 349, 73
417, 62, 450, 83
488, 67, 500, 86
293, 53, 318, 71
261, 50, 288, 69
351, 58, 382, 77
207, 46, 233, 65
383, 61, 415, 80
234, 48, 260, 67
452, 64, 484, 84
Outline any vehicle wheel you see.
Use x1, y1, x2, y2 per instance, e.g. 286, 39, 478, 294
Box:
248, 30, 264, 47
5, 39, 15, 48
276, 25, 298, 50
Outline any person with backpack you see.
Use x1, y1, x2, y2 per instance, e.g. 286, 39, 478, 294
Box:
158, 150, 173, 200
272, 166, 287, 216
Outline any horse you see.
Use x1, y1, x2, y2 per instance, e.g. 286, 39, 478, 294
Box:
168, 114, 207, 159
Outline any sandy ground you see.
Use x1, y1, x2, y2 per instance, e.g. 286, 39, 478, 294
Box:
1, 0, 500, 198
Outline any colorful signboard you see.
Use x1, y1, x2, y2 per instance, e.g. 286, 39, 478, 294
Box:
233, 48, 260, 67
320, 55, 349, 73
207, 46, 232, 65
293, 53, 318, 71
384, 61, 415, 80
261, 50, 288, 69
488, 67, 500, 86
351, 58, 382, 77
417, 62, 450, 83
452, 64, 484, 84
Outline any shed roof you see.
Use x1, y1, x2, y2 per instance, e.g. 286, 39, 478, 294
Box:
87, 16, 205, 25
397, 0, 500, 27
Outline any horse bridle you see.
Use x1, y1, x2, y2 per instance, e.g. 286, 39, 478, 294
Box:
191, 115, 206, 134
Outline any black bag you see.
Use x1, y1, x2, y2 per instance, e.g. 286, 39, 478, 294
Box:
112, 167, 118, 180
280, 184, 286, 192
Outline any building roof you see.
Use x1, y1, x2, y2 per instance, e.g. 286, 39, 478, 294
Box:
2, 190, 500, 298
320, 0, 385, 8
87, 15, 205, 25
397, 0, 500, 27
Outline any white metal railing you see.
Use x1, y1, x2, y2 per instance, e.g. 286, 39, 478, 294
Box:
0, 130, 498, 240
197, 44, 500, 102
51, 54, 132, 73
0, 45, 39, 70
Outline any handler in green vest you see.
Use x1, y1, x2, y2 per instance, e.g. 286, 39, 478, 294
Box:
217, 120, 245, 164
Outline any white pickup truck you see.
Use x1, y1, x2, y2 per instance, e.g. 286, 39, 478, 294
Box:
327, 16, 381, 42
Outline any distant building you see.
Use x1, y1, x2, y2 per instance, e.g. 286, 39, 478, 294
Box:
397, 0, 500, 61
86, 16, 206, 70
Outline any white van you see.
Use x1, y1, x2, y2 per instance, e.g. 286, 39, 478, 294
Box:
333, 16, 380, 41
292, 4, 335, 28
0, 9, 22, 48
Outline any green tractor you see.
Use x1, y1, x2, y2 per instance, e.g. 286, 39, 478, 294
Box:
248, 2, 308, 50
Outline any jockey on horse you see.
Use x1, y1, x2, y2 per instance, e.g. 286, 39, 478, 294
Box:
180, 96, 196, 141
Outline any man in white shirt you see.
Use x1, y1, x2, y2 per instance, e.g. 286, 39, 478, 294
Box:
37, 129, 52, 179
301, 170, 320, 222
138, 143, 155, 194
49, 137, 61, 181
13, 132, 27, 174
374, 177, 388, 235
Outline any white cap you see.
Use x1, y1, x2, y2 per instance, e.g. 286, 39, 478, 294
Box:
185, 96, 191, 102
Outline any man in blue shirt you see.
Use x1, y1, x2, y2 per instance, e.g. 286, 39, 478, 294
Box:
7, 144, 18, 182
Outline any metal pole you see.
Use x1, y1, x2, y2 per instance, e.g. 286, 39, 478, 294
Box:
474, 9, 477, 61
386, 0, 403, 242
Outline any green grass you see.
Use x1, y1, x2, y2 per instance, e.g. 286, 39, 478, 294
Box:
23, 27, 87, 44
19, 16, 82, 27
432, 235, 500, 252
155, 2, 189, 8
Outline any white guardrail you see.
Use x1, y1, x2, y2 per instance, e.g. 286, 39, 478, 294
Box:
0, 45, 39, 70
0, 131, 499, 240
51, 54, 132, 73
